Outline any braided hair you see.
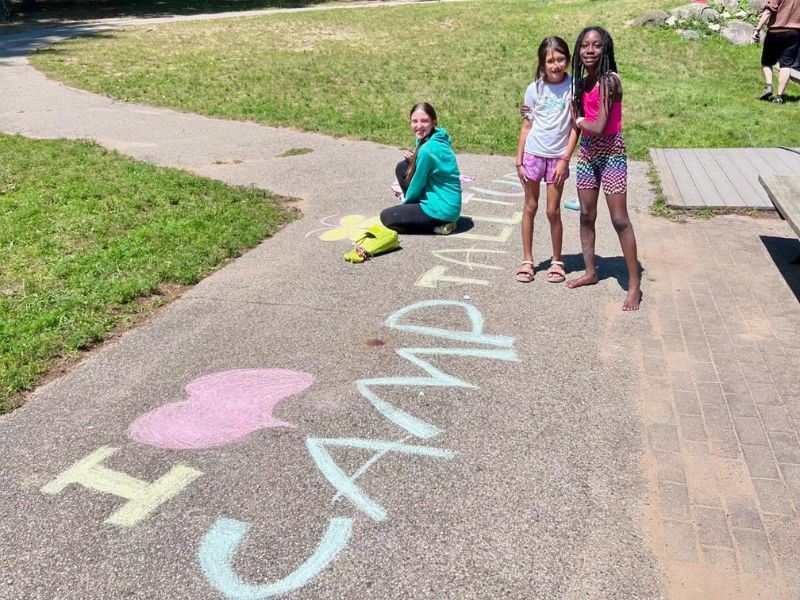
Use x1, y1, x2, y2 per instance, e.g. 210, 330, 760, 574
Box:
571, 26, 618, 118
404, 102, 438, 183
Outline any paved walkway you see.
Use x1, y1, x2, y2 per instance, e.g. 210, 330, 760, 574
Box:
1, 8, 799, 600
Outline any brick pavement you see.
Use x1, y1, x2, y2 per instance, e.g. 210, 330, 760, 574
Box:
637, 212, 800, 598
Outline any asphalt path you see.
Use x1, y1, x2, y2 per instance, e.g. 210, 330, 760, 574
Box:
0, 11, 665, 599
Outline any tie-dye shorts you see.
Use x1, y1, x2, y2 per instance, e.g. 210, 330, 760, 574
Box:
576, 133, 627, 195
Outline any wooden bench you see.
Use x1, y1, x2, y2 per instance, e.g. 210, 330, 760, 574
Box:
792, 68, 800, 84
759, 174, 800, 263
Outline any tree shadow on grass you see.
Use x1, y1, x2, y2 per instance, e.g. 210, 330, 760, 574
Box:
760, 235, 800, 303
2, 0, 344, 26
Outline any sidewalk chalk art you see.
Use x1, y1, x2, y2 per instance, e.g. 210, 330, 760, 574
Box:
305, 214, 381, 241
128, 369, 311, 449
39, 173, 522, 599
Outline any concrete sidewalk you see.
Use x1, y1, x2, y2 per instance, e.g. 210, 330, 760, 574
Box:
1, 11, 799, 600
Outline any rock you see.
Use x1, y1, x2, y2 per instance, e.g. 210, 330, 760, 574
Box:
670, 3, 721, 21
717, 0, 739, 10
748, 0, 767, 14
722, 21, 756, 44
677, 29, 701, 40
671, 4, 703, 19
634, 9, 669, 27
708, 22, 721, 31
666, 15, 678, 26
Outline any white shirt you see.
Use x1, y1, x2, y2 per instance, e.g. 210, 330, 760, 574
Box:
523, 75, 573, 158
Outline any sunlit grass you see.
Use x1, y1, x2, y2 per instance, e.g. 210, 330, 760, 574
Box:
29, 0, 798, 159
0, 133, 299, 413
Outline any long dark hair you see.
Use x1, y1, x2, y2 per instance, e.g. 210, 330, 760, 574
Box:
535, 36, 570, 85
571, 26, 618, 118
405, 102, 437, 183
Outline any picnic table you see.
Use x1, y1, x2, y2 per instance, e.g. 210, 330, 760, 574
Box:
759, 174, 800, 264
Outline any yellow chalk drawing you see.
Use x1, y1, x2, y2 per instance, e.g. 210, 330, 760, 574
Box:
41, 446, 202, 527
306, 215, 381, 242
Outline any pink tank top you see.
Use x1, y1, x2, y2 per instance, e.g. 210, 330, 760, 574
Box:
581, 75, 622, 135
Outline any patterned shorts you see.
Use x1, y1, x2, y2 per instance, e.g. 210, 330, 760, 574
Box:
522, 153, 568, 184
576, 133, 627, 195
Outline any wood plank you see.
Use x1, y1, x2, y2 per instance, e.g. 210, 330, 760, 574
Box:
764, 148, 800, 173
707, 149, 769, 207
746, 148, 780, 177
680, 149, 726, 207
664, 149, 705, 207
649, 148, 684, 208
759, 175, 800, 238
692, 148, 743, 207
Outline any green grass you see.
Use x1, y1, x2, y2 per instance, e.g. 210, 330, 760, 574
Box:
28, 0, 799, 159
0, 133, 299, 413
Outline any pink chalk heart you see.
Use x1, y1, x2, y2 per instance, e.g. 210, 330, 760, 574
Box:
128, 368, 312, 449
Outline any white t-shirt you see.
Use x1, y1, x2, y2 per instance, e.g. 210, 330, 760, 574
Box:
523, 75, 573, 158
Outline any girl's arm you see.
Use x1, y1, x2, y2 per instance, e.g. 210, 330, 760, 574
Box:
404, 148, 434, 204
516, 118, 533, 183
552, 125, 580, 186
576, 75, 620, 137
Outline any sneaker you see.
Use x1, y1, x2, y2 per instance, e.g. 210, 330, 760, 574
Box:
772, 94, 785, 104
759, 86, 773, 101
563, 199, 580, 211
433, 221, 456, 235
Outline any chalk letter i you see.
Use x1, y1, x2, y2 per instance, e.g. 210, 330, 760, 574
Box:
41, 446, 202, 527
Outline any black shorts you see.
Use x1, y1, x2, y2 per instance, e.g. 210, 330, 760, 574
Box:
761, 29, 800, 68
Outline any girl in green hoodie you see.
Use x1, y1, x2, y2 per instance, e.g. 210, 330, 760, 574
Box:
380, 103, 462, 235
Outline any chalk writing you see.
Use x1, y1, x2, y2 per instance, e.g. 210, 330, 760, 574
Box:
199, 517, 353, 600
41, 446, 201, 527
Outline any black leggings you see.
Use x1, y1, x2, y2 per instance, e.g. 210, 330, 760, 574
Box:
380, 160, 448, 234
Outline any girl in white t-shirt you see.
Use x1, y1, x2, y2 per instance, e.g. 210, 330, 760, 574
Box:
515, 36, 580, 284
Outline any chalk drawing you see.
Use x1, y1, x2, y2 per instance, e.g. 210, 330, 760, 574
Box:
305, 215, 380, 241
199, 517, 353, 600
469, 187, 524, 198
386, 300, 515, 348
128, 369, 311, 450
492, 179, 523, 189
352, 301, 518, 437
453, 212, 522, 244
415, 266, 488, 288
466, 196, 514, 206
307, 437, 456, 521
41, 446, 201, 527
431, 248, 507, 271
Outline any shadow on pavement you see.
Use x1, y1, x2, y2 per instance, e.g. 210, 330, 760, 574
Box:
536, 253, 644, 291
761, 235, 800, 302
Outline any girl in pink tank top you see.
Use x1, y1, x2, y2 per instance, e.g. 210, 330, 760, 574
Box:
566, 26, 642, 312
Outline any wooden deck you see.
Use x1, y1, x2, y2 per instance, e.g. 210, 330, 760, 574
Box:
650, 147, 800, 210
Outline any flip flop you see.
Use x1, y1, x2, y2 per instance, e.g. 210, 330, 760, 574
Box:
563, 199, 580, 211
343, 224, 401, 263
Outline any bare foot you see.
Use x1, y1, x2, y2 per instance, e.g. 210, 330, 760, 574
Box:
622, 287, 641, 311
565, 272, 598, 289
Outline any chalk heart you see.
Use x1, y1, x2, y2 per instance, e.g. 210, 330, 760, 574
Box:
128, 369, 313, 450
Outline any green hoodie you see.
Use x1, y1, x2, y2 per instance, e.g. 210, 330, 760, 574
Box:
404, 128, 462, 223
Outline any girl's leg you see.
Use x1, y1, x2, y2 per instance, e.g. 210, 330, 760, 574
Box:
380, 203, 443, 234
395, 160, 410, 195
566, 187, 600, 288
545, 182, 564, 262
520, 179, 540, 265
606, 193, 641, 311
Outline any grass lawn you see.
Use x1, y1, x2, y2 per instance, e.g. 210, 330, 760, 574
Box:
28, 0, 799, 160
0, 133, 299, 413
